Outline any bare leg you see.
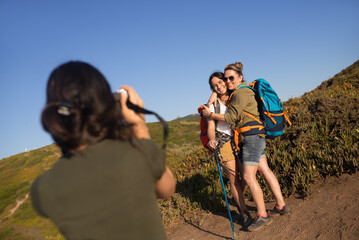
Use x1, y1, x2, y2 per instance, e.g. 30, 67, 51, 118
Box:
242, 165, 267, 217
223, 160, 248, 214
237, 159, 248, 193
238, 154, 285, 207
258, 156, 285, 208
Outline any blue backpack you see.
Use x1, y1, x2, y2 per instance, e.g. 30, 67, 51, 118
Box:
236, 78, 292, 139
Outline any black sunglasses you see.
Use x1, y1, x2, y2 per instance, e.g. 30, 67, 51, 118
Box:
223, 76, 235, 82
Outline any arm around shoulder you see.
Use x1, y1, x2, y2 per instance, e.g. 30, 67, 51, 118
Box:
207, 91, 218, 107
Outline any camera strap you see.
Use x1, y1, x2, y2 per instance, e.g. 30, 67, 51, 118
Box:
126, 100, 169, 149
114, 91, 169, 148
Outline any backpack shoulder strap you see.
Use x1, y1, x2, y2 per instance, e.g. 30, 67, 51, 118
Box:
211, 100, 220, 126
237, 84, 255, 92
214, 100, 220, 114
228, 84, 255, 106
236, 83, 262, 123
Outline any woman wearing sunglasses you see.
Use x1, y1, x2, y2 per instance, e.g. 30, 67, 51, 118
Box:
206, 71, 251, 225
202, 62, 290, 231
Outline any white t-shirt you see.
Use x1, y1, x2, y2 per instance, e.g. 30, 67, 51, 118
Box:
209, 100, 233, 136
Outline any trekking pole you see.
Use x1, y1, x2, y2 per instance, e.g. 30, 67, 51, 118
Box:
213, 147, 237, 240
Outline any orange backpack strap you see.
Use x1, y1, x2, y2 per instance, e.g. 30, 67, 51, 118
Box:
283, 111, 292, 126
263, 111, 292, 126
235, 111, 266, 138
227, 91, 235, 107
249, 81, 257, 88
233, 129, 241, 151
242, 110, 262, 125
237, 124, 265, 133
263, 111, 277, 124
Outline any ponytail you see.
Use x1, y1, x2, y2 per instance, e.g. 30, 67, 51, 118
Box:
41, 102, 83, 153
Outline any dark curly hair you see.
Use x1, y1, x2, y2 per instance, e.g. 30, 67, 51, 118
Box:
208, 71, 225, 91
41, 61, 130, 154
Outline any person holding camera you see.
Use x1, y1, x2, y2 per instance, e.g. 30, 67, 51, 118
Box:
30, 61, 176, 240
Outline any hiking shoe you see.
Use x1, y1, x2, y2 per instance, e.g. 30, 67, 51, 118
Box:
270, 204, 291, 216
247, 215, 272, 232
238, 211, 252, 227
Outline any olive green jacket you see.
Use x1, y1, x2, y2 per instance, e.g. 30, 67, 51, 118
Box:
224, 82, 265, 140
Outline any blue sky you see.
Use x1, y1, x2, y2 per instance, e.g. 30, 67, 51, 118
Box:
0, 0, 358, 159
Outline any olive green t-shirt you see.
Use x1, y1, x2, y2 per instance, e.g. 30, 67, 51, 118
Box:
31, 138, 167, 240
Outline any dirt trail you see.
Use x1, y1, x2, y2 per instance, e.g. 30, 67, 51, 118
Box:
167, 172, 359, 240
0, 194, 29, 222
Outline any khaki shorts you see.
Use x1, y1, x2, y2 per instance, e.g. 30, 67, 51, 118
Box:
220, 141, 235, 163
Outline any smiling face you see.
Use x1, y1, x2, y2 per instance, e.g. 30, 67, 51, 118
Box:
224, 69, 243, 90
210, 77, 227, 95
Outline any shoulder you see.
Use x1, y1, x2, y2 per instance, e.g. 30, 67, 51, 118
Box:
101, 138, 163, 160
237, 83, 253, 92
235, 84, 254, 97
231, 85, 251, 97
133, 138, 162, 150
132, 139, 165, 163
133, 138, 166, 179
30, 175, 46, 216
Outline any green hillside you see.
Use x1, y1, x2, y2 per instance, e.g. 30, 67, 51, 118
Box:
0, 60, 358, 239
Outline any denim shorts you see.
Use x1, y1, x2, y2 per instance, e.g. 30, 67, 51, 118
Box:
240, 135, 266, 166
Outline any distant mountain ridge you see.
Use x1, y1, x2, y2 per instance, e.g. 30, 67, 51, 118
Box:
174, 113, 199, 121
